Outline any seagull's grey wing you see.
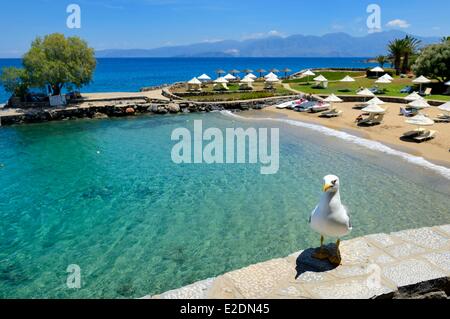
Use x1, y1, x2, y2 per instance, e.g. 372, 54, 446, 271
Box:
344, 205, 353, 229
309, 205, 319, 223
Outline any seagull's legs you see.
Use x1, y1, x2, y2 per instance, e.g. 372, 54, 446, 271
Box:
328, 239, 342, 266
312, 235, 329, 260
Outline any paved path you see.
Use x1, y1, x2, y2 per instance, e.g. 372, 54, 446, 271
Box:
82, 89, 168, 101
146, 224, 450, 299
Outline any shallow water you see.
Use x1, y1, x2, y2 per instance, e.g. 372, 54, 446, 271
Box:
0, 112, 449, 298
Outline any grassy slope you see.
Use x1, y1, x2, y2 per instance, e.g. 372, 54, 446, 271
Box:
285, 75, 450, 102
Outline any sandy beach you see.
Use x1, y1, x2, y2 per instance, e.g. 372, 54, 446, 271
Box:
245, 102, 450, 168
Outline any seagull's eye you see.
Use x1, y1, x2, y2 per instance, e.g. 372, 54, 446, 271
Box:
332, 180, 337, 185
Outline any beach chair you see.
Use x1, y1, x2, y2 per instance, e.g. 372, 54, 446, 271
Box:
357, 113, 384, 126
400, 107, 418, 117
420, 88, 432, 96
413, 130, 437, 142
320, 109, 343, 118
309, 103, 330, 113
402, 128, 426, 138
433, 114, 450, 123
400, 86, 413, 94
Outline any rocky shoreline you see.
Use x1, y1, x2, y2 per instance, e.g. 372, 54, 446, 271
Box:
0, 94, 302, 126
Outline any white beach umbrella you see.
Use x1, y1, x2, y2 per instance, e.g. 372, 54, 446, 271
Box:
371, 66, 384, 77
361, 104, 385, 114
240, 76, 255, 83
264, 72, 278, 79
412, 75, 431, 93
313, 75, 328, 82
445, 81, 450, 86
224, 73, 236, 81
302, 69, 316, 83
246, 73, 257, 79
357, 88, 375, 97
438, 102, 450, 115
323, 94, 343, 103
214, 77, 229, 84
357, 88, 375, 102
408, 98, 431, 110
405, 114, 434, 129
371, 66, 384, 73
188, 77, 202, 85
324, 94, 343, 109
198, 74, 211, 81
366, 96, 386, 105
340, 75, 355, 83
302, 70, 316, 76
380, 73, 394, 81
375, 77, 392, 84
265, 76, 280, 83
404, 91, 422, 101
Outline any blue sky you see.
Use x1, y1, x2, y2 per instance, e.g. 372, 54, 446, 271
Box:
0, 0, 449, 57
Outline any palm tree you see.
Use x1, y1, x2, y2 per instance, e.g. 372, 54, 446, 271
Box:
375, 55, 388, 68
401, 36, 421, 74
388, 39, 405, 75
442, 36, 450, 43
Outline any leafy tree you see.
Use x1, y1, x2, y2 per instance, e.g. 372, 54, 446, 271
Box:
0, 67, 29, 97
412, 41, 450, 83
23, 33, 96, 95
375, 55, 389, 68
0, 33, 96, 98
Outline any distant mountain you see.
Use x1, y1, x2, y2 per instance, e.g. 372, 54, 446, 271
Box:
96, 31, 440, 58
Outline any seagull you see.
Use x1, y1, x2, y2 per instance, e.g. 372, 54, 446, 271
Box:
309, 175, 352, 265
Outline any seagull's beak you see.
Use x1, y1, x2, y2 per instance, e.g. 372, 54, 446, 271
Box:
323, 183, 333, 192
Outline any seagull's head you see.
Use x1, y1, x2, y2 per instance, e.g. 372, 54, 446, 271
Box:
323, 175, 340, 193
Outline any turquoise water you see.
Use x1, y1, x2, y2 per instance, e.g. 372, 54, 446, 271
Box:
0, 57, 377, 103
0, 113, 449, 298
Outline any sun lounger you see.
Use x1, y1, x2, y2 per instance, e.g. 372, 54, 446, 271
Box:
400, 86, 413, 94
433, 116, 450, 123
357, 113, 384, 126
402, 128, 426, 138
413, 130, 437, 142
309, 103, 330, 113
400, 107, 418, 117
420, 88, 432, 96
320, 109, 343, 118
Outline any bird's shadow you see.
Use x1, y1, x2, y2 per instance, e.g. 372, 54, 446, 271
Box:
295, 244, 339, 280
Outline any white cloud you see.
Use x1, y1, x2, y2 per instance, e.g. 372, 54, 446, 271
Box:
386, 19, 411, 29
241, 30, 286, 40
432, 26, 441, 31
331, 24, 344, 31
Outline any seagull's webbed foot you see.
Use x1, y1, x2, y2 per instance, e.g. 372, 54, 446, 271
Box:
312, 235, 330, 260
327, 239, 342, 266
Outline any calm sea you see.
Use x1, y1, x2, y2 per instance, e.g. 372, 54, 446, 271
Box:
0, 57, 377, 102
0, 112, 449, 298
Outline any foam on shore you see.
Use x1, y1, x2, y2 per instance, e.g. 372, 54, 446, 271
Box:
221, 111, 450, 180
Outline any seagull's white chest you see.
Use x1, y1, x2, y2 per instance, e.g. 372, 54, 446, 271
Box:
310, 191, 351, 238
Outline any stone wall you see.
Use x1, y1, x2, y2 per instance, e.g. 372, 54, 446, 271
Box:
0, 94, 301, 126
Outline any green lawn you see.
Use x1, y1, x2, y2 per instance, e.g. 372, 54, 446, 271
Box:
286, 77, 450, 101
284, 71, 367, 83
185, 85, 294, 102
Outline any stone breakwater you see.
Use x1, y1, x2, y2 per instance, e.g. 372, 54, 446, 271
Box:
0, 94, 301, 126
145, 224, 450, 299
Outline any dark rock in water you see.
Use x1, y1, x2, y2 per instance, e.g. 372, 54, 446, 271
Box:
376, 277, 450, 299
116, 280, 136, 297
92, 112, 109, 119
